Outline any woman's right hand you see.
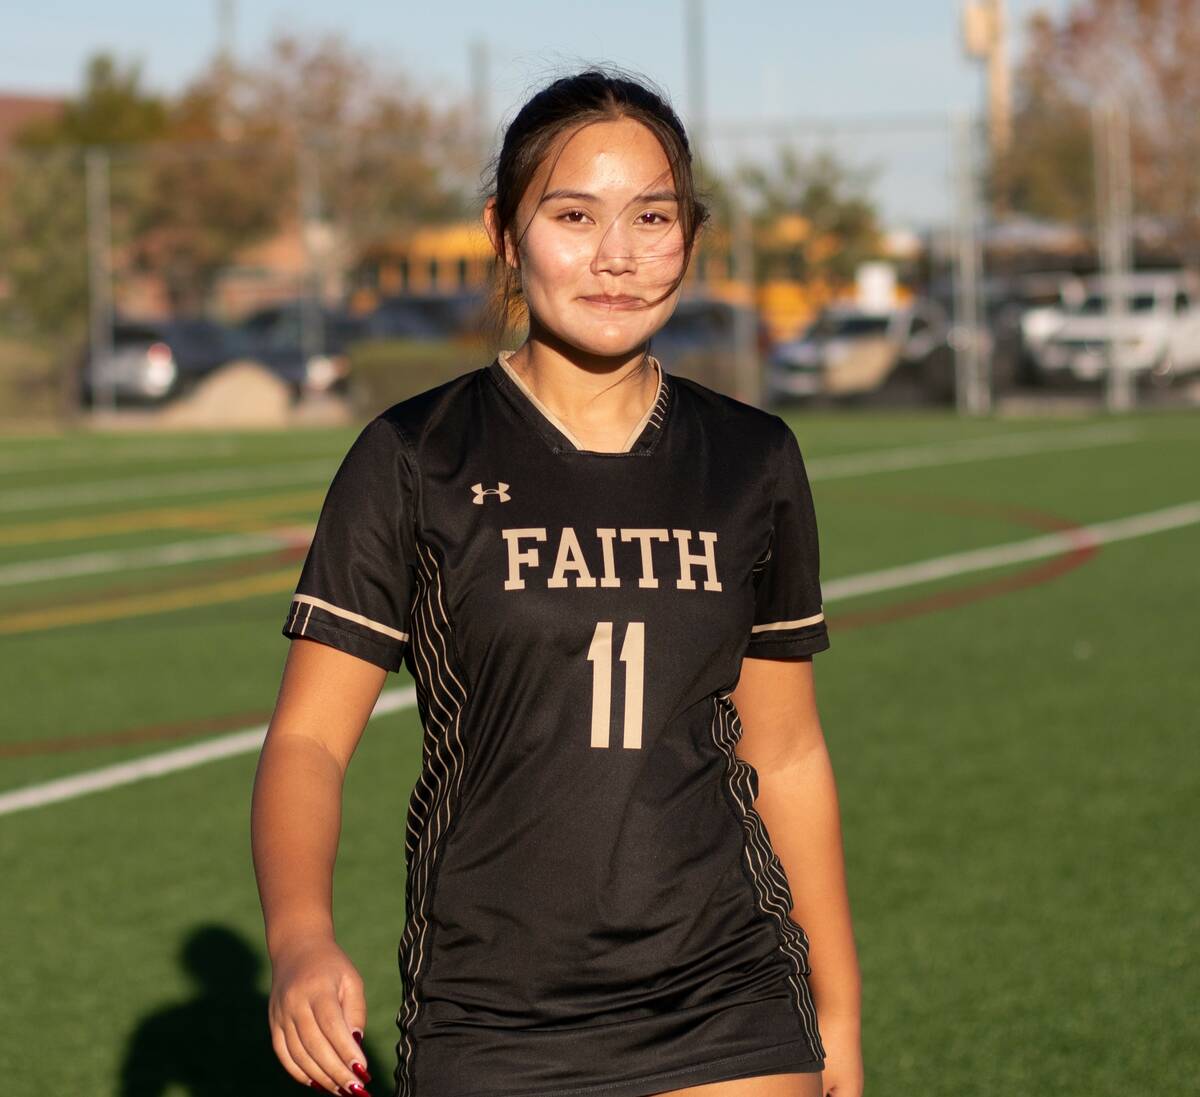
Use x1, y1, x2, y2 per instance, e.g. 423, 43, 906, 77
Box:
268, 932, 373, 1094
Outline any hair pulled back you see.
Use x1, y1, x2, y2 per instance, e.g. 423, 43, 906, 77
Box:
482, 66, 710, 342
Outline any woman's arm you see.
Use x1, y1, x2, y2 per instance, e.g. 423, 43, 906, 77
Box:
251, 637, 388, 1095
731, 653, 863, 1097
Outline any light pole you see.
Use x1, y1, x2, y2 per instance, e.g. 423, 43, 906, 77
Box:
684, 0, 707, 164
1092, 98, 1135, 412
962, 0, 1012, 187
85, 148, 114, 414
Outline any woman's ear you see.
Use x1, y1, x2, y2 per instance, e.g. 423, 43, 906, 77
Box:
483, 197, 520, 272
482, 196, 501, 255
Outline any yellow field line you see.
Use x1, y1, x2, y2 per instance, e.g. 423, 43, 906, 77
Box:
0, 567, 299, 634
0, 490, 325, 545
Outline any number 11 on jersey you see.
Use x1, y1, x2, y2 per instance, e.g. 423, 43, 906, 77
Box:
587, 621, 645, 749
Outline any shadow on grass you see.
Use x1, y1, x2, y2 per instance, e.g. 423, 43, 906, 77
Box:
118, 924, 391, 1096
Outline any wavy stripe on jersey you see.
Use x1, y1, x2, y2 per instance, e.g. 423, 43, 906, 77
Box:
393, 538, 471, 1097
710, 694, 826, 1059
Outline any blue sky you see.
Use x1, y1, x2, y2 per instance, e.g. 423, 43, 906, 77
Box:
2, 1, 1071, 226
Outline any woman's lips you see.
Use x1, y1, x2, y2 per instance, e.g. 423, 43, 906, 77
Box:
580, 295, 643, 310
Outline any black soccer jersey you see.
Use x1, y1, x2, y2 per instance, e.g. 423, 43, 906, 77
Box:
282, 350, 831, 1097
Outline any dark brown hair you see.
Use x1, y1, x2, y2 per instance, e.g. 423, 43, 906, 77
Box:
482, 66, 710, 343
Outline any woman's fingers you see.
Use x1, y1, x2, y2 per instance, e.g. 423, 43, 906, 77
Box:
338, 970, 370, 1079
313, 989, 371, 1084
269, 1020, 316, 1088
295, 1003, 364, 1093
282, 1013, 344, 1093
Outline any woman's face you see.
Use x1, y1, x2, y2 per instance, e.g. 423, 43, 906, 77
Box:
501, 116, 686, 359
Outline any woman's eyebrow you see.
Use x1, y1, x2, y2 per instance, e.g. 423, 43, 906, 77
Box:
538, 188, 679, 205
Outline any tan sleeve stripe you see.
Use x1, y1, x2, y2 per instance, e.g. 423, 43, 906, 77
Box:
291, 594, 409, 643
750, 610, 825, 633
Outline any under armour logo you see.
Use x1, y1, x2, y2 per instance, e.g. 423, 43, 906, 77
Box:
471, 482, 511, 504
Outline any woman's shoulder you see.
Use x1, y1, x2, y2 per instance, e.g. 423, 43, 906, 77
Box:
373, 363, 492, 450
666, 369, 790, 443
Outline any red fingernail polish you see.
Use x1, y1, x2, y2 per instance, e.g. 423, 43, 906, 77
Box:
352, 1029, 364, 1045
352, 1061, 372, 1083
348, 1084, 369, 1097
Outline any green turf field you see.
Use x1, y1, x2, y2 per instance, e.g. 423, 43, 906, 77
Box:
1, 404, 1196, 1096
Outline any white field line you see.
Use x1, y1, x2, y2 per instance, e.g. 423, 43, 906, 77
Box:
805, 422, 1141, 481
825, 499, 1200, 599
0, 423, 1148, 587
3, 496, 1198, 818
0, 459, 339, 513
0, 687, 419, 817
0, 422, 1142, 514
0, 528, 312, 587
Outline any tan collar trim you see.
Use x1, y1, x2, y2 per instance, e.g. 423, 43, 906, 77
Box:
496, 350, 664, 454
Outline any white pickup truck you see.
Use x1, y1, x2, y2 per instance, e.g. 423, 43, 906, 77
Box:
1031, 271, 1200, 383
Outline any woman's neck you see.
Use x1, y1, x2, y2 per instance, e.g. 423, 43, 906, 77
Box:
504, 336, 659, 453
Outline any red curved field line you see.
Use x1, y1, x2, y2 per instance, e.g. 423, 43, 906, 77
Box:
0, 707, 279, 758
5, 496, 1096, 758
2, 545, 309, 759
829, 492, 1098, 629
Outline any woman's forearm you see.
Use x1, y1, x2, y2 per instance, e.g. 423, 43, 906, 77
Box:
752, 741, 862, 1022
251, 731, 347, 958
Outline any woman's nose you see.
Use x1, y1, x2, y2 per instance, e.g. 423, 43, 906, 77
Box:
591, 218, 637, 275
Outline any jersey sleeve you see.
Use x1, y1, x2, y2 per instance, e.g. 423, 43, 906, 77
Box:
281, 415, 415, 672
746, 419, 830, 658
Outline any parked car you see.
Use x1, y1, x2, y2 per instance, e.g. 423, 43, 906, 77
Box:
78, 318, 243, 407
1030, 270, 1200, 385
988, 271, 1085, 388
926, 270, 1089, 390
646, 295, 770, 393
232, 301, 364, 396
361, 290, 488, 340
766, 299, 955, 406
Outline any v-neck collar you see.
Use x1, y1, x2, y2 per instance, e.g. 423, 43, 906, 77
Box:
488, 349, 671, 456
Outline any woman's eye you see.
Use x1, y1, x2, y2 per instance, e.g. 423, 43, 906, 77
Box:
639, 211, 671, 225
558, 209, 589, 224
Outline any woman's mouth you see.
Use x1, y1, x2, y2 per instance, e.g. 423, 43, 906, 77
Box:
580, 295, 644, 310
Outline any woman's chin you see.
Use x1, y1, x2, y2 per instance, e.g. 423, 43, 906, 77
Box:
552, 326, 656, 361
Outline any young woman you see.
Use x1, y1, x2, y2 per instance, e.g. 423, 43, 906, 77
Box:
252, 69, 863, 1097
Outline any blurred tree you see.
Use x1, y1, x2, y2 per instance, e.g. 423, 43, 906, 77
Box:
1, 33, 478, 325
126, 67, 292, 312
20, 54, 169, 145
251, 33, 478, 234
130, 31, 476, 311
737, 146, 883, 286
0, 54, 167, 343
996, 0, 1200, 260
